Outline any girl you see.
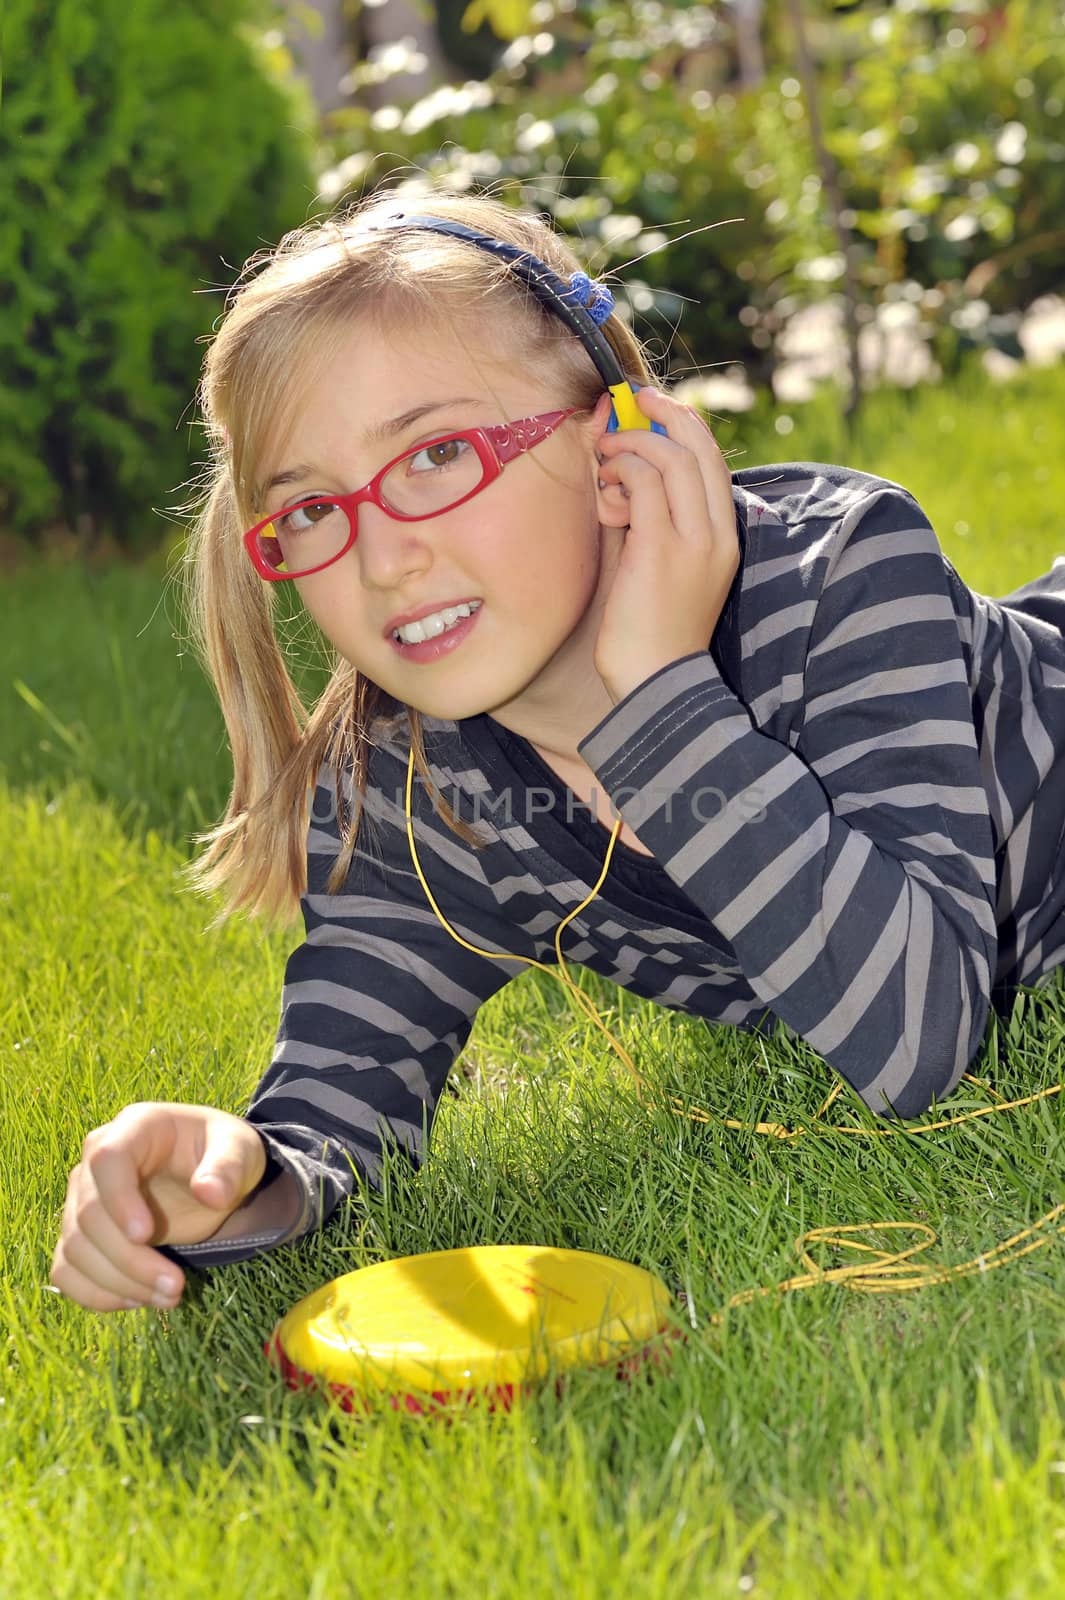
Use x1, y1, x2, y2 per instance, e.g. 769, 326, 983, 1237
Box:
52, 189, 1065, 1315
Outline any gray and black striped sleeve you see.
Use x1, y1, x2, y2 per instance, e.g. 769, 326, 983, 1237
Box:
578, 484, 999, 1119
161, 769, 518, 1269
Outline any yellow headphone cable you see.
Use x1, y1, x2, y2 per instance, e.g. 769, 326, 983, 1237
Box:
402, 747, 1065, 1327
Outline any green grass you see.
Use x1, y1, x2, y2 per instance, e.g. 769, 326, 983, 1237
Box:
5, 355, 1065, 1596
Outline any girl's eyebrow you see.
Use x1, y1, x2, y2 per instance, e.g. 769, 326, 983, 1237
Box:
259, 397, 481, 501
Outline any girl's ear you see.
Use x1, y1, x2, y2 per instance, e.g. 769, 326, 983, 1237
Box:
588, 390, 631, 529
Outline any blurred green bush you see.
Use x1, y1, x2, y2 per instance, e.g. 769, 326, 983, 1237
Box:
0, 0, 316, 554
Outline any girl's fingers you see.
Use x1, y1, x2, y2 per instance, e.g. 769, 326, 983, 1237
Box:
601, 452, 675, 540
599, 444, 715, 544
52, 1163, 184, 1308
88, 1134, 162, 1243
598, 396, 733, 542
53, 1235, 163, 1312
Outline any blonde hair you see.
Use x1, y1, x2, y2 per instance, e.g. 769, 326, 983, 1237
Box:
179, 187, 659, 924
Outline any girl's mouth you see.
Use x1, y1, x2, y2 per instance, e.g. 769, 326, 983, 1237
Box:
389, 602, 483, 662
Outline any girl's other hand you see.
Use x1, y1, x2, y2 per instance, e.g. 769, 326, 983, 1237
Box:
50, 1102, 267, 1313
593, 386, 740, 706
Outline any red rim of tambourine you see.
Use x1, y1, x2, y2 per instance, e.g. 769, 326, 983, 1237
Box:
264, 1322, 689, 1419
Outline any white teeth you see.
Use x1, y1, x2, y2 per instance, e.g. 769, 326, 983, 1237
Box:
394, 599, 481, 645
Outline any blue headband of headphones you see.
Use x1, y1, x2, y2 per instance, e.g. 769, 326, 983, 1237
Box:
366, 211, 665, 437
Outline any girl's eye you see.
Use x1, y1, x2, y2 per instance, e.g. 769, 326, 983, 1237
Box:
274, 499, 337, 535
407, 437, 470, 473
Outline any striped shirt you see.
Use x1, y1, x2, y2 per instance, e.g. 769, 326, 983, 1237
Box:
164, 463, 1065, 1271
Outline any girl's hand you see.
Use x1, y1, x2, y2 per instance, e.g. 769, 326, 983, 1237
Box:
50, 1102, 267, 1313
593, 386, 740, 705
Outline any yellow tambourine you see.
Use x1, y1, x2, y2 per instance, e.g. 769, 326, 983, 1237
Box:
265, 1244, 682, 1417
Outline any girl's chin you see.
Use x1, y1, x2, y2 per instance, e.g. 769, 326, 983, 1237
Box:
366, 619, 589, 719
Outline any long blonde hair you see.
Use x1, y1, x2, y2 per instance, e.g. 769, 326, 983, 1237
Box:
179, 188, 658, 924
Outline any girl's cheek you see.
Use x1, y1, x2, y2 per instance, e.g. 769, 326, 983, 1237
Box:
295, 582, 339, 633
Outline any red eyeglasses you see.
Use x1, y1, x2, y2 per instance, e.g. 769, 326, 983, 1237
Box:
242, 407, 579, 580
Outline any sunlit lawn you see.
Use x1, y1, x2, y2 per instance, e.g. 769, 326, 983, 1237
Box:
4, 357, 1065, 1597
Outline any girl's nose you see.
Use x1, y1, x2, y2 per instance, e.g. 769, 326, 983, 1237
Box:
354, 502, 432, 589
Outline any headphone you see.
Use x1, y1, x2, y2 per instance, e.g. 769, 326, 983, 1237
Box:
367, 211, 667, 438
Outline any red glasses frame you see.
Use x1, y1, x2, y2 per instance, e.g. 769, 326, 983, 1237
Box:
242, 407, 580, 580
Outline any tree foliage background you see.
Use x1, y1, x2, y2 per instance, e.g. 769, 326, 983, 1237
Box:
0, 0, 316, 554
1, 0, 1061, 553
322, 0, 1063, 390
